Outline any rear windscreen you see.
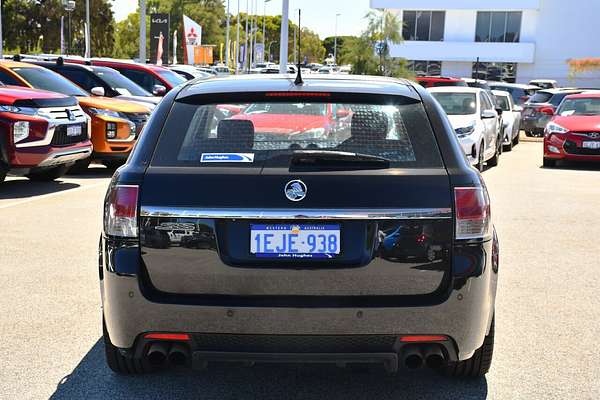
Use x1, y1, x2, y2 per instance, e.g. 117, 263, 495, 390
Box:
151, 97, 444, 168
529, 91, 552, 103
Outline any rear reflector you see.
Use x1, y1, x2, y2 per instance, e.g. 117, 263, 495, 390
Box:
454, 186, 491, 240
144, 333, 190, 341
104, 184, 139, 237
400, 335, 449, 343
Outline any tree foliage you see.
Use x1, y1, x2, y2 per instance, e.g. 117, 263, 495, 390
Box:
2, 0, 115, 56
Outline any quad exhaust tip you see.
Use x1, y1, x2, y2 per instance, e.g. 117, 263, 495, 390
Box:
402, 344, 446, 370
147, 342, 169, 366
168, 343, 190, 366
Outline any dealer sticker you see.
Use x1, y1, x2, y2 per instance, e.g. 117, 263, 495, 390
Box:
200, 153, 255, 163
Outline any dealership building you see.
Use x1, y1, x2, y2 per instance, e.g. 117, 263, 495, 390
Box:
370, 0, 600, 86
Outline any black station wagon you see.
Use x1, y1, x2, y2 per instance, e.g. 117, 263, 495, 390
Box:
100, 74, 499, 378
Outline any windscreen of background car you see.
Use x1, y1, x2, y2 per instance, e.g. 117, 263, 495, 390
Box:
557, 98, 600, 116
431, 93, 477, 115
11, 67, 88, 97
95, 69, 152, 97
151, 100, 443, 168
156, 69, 186, 87
529, 91, 553, 103
495, 95, 511, 111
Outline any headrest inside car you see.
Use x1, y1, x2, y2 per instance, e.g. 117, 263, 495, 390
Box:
216, 119, 255, 150
350, 111, 389, 141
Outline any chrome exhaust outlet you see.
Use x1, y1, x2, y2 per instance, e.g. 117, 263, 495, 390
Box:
168, 343, 189, 366
147, 342, 169, 366
402, 346, 424, 369
424, 346, 446, 369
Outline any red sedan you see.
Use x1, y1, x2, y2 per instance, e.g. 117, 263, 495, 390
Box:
543, 93, 600, 167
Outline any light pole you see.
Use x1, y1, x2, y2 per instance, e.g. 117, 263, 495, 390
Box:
139, 0, 146, 63
64, 0, 76, 56
85, 0, 90, 57
0, 0, 3, 58
235, 0, 240, 73
292, 8, 299, 65
225, 0, 230, 66
244, 0, 249, 71
279, 0, 289, 73
263, 0, 271, 59
334, 13, 341, 65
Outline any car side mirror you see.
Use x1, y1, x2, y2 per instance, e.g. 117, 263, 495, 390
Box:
152, 84, 167, 96
481, 109, 497, 119
90, 86, 105, 97
513, 105, 523, 112
539, 106, 555, 116
495, 107, 503, 116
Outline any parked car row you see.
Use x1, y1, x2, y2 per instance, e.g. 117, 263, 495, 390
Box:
0, 55, 192, 184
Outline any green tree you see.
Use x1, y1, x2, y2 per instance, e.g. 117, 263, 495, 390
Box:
2, 0, 115, 56
364, 9, 404, 76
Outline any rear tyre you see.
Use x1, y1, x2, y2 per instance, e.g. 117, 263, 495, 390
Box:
476, 143, 485, 172
26, 165, 70, 182
442, 317, 494, 378
103, 317, 152, 375
103, 160, 125, 170
67, 158, 91, 175
513, 132, 520, 145
543, 158, 556, 168
487, 140, 500, 167
0, 170, 6, 183
503, 134, 513, 152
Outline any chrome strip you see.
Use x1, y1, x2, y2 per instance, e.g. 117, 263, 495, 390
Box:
37, 146, 93, 167
140, 207, 452, 220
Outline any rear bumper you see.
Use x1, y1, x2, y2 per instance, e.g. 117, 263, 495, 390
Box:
521, 117, 545, 133
101, 238, 497, 361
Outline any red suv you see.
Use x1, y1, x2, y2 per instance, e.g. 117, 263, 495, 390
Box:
0, 85, 91, 183
416, 76, 468, 88
543, 92, 600, 167
85, 60, 186, 96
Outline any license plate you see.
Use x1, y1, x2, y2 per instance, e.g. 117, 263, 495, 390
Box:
250, 224, 340, 259
66, 125, 82, 137
582, 141, 600, 149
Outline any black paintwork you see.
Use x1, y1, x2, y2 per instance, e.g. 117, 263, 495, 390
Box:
100, 75, 496, 363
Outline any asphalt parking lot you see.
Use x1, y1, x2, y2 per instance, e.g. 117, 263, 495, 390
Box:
1, 138, 599, 400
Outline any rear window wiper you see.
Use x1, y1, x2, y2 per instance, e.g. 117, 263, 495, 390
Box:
290, 150, 390, 170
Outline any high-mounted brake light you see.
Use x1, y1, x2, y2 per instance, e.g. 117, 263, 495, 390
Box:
454, 187, 491, 240
104, 185, 139, 237
265, 92, 331, 98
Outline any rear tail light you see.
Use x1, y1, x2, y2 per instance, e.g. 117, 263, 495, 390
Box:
144, 333, 190, 341
104, 185, 139, 237
400, 335, 448, 343
454, 187, 491, 240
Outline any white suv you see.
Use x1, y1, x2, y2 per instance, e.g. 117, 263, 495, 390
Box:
429, 86, 502, 171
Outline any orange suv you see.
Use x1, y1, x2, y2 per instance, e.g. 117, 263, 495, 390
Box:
0, 60, 151, 171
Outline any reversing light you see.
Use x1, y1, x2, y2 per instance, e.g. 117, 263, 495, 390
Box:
106, 122, 117, 139
454, 187, 491, 240
144, 333, 190, 341
400, 335, 449, 343
104, 185, 139, 237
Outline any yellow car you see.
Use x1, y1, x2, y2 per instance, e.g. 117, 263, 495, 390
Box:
0, 60, 151, 171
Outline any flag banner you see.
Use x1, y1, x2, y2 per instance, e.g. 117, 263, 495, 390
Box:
150, 13, 170, 65
183, 15, 202, 65
255, 43, 265, 64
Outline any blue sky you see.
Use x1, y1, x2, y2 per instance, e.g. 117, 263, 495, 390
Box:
112, 0, 372, 39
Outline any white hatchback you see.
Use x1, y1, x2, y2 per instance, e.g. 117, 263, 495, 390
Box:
429, 86, 502, 171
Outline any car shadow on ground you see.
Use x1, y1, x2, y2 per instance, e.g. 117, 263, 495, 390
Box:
541, 161, 600, 172
0, 180, 80, 200
50, 340, 488, 400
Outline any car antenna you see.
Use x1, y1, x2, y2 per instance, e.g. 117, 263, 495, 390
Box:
294, 9, 303, 85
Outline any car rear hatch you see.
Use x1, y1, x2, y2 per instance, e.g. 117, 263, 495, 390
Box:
138, 91, 454, 306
